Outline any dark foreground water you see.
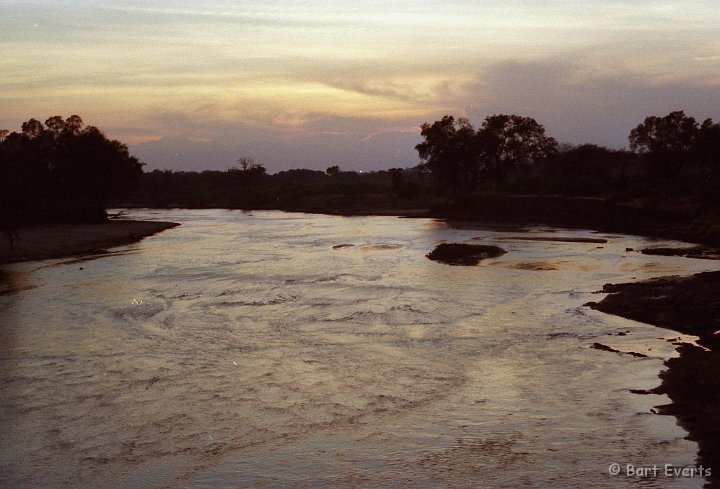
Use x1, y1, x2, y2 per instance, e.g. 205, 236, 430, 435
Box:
1, 210, 717, 488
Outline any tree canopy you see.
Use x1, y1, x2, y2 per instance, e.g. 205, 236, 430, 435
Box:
416, 114, 557, 194
629, 110, 720, 173
416, 116, 483, 194
480, 114, 557, 181
0, 115, 144, 223
629, 111, 697, 156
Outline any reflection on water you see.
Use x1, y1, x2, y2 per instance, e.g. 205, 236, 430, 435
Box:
1, 210, 717, 488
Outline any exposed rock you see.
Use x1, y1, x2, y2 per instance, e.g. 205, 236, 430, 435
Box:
426, 243, 506, 266
640, 246, 720, 260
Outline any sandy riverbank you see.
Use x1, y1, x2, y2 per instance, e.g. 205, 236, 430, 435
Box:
0, 220, 180, 265
589, 272, 720, 486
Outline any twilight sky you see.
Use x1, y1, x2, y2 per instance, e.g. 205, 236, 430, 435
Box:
1, 1, 718, 172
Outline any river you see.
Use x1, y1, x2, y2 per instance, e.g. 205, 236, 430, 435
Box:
1, 209, 717, 488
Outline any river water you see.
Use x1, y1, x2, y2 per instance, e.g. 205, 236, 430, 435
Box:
1, 209, 718, 488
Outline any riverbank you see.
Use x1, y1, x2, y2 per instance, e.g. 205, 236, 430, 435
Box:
425, 195, 720, 247
0, 220, 180, 265
217, 192, 720, 246
589, 272, 720, 485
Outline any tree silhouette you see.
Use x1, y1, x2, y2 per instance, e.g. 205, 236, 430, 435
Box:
416, 115, 482, 195
0, 115, 143, 223
45, 116, 66, 135
21, 118, 43, 139
237, 156, 256, 171
229, 157, 266, 196
65, 115, 83, 135
416, 114, 557, 194
629, 111, 699, 175
479, 114, 557, 182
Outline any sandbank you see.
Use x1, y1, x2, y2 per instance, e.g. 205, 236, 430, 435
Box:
0, 220, 179, 265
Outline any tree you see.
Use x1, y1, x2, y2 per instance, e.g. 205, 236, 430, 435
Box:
629, 111, 699, 174
415, 115, 483, 195
629, 111, 698, 155
52, 125, 143, 217
64, 115, 84, 135
237, 156, 256, 171
326, 165, 340, 176
0, 115, 144, 223
544, 143, 637, 197
45, 116, 65, 135
479, 114, 557, 182
229, 156, 266, 195
415, 114, 557, 194
21, 118, 43, 138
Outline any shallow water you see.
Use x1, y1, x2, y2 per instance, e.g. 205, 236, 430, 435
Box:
1, 209, 717, 488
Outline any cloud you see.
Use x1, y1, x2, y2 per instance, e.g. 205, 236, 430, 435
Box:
3, 1, 718, 171
129, 110, 423, 173
457, 58, 720, 148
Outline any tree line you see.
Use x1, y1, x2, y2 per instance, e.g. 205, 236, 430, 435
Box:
1, 110, 718, 226
415, 110, 720, 199
132, 164, 428, 211
131, 109, 720, 213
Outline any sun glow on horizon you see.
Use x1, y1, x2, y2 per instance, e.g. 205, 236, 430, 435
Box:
1, 0, 718, 170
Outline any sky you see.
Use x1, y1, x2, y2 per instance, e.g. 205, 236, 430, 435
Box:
1, 1, 718, 173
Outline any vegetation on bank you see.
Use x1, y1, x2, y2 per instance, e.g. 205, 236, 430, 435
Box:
131, 164, 437, 211
1, 110, 719, 242
0, 116, 142, 224
129, 110, 719, 210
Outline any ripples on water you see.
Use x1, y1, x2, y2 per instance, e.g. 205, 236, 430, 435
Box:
1, 210, 717, 488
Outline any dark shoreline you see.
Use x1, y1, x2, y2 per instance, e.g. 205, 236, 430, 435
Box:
589, 273, 720, 486
137, 192, 720, 246
0, 220, 180, 265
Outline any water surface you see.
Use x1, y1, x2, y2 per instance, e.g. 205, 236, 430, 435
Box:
1, 209, 717, 488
